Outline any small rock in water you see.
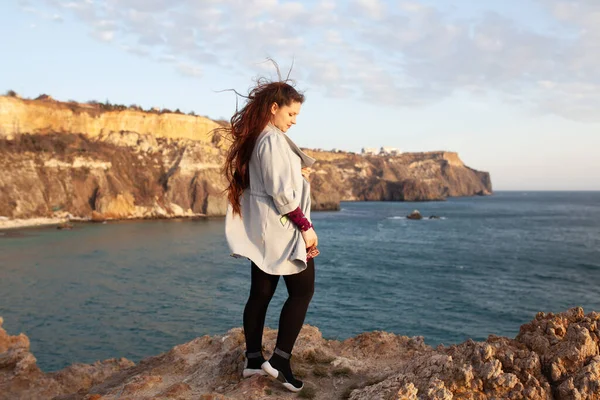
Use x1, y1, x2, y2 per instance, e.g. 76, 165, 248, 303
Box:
407, 210, 422, 220
429, 215, 441, 219
57, 223, 74, 230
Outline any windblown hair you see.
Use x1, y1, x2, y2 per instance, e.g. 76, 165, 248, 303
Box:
222, 79, 305, 216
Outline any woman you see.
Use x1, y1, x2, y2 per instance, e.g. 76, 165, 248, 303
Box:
223, 79, 319, 393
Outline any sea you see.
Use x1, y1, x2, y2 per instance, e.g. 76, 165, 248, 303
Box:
1, 191, 599, 372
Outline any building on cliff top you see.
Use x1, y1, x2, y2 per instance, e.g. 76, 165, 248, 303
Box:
381, 146, 401, 155
361, 147, 402, 156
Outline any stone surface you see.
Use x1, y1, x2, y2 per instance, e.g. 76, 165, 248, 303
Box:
2, 308, 600, 399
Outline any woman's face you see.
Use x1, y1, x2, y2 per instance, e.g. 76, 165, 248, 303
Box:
270, 101, 302, 133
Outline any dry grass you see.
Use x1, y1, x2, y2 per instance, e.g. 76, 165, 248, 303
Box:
332, 367, 352, 377
0, 133, 93, 155
294, 367, 308, 378
298, 385, 317, 399
312, 365, 329, 377
304, 350, 336, 365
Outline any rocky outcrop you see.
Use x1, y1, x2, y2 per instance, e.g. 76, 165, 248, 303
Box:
305, 150, 492, 209
2, 308, 600, 399
0, 96, 492, 225
407, 210, 423, 220
0, 316, 135, 400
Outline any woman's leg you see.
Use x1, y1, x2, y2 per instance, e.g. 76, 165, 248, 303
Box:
263, 258, 315, 391
277, 258, 315, 353
243, 262, 279, 357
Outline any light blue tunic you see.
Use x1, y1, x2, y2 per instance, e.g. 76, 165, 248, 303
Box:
225, 123, 316, 275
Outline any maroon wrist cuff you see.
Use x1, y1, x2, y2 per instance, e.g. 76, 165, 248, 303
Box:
286, 206, 313, 232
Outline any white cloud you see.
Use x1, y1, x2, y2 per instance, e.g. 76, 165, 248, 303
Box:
21, 6, 38, 14
278, 2, 306, 20
23, 0, 600, 121
20, 4, 63, 22
158, 54, 177, 63
119, 44, 151, 57
352, 0, 385, 20
399, 1, 428, 13
177, 63, 203, 78
56, 0, 97, 21
325, 29, 342, 44
531, 0, 600, 120
93, 30, 115, 42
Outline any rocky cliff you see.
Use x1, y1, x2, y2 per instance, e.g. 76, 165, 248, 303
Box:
0, 96, 221, 145
0, 96, 492, 225
305, 149, 492, 209
2, 308, 599, 399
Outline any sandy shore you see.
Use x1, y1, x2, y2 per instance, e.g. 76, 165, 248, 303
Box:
0, 214, 210, 231
0, 217, 71, 231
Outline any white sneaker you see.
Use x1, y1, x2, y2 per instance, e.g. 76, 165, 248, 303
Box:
242, 353, 268, 378
261, 360, 304, 393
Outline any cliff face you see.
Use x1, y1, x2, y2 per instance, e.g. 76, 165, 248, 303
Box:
0, 132, 228, 220
306, 150, 492, 209
0, 96, 222, 146
1, 308, 599, 399
0, 96, 492, 223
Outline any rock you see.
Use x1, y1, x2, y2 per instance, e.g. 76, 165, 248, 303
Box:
90, 211, 106, 223
429, 215, 441, 219
407, 210, 422, 220
34, 94, 54, 101
3, 308, 600, 399
56, 223, 73, 230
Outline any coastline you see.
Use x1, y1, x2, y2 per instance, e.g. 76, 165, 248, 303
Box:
0, 193, 492, 231
0, 217, 71, 231
0, 214, 209, 231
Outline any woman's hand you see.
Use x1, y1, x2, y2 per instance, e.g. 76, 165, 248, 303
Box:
301, 227, 318, 249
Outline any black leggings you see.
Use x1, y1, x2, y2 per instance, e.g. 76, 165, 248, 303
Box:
243, 258, 315, 355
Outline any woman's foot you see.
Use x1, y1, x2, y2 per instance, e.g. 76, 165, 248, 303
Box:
243, 351, 268, 378
261, 348, 303, 392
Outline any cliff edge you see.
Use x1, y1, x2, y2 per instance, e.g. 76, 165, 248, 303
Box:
1, 308, 599, 399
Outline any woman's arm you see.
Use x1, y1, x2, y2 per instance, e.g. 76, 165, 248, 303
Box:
287, 207, 318, 249
258, 134, 300, 215
286, 206, 312, 231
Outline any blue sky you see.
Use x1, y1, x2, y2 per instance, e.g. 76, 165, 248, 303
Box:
1, 0, 599, 190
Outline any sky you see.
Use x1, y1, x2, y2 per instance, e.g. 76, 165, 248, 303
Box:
1, 0, 599, 190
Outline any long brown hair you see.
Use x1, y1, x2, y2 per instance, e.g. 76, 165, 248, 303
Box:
222, 79, 305, 216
